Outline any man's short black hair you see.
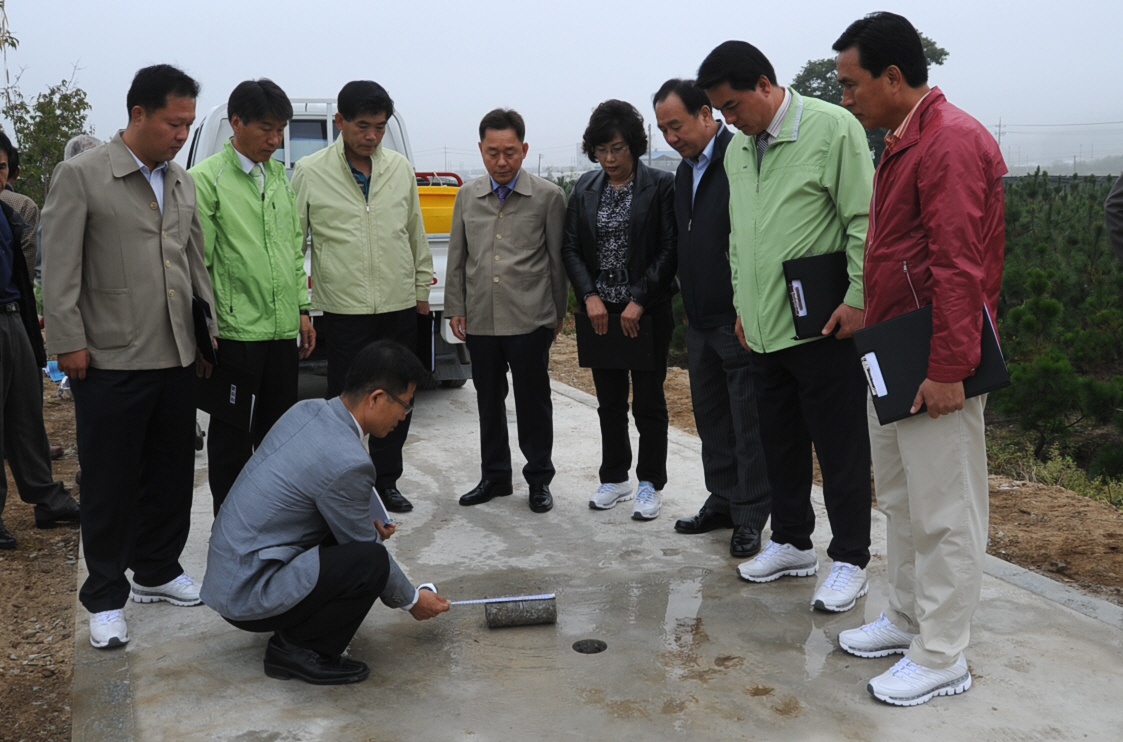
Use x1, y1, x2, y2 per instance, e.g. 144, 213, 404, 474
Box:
833, 12, 929, 87
652, 78, 711, 117
478, 108, 525, 142
126, 64, 200, 115
337, 80, 394, 121
342, 339, 426, 400
228, 79, 294, 125
0, 131, 15, 168
696, 41, 777, 92
581, 99, 648, 164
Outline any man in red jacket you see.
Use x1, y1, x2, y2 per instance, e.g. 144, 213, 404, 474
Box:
833, 12, 1006, 707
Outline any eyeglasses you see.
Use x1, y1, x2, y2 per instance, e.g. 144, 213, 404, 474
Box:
385, 390, 414, 415
594, 143, 630, 159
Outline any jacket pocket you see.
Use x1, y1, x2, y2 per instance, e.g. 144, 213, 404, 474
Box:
83, 288, 134, 350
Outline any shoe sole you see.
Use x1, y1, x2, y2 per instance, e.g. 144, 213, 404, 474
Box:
90, 635, 128, 649
737, 563, 819, 583
812, 579, 870, 612
35, 519, 80, 530
130, 590, 202, 607
631, 509, 660, 521
264, 662, 370, 685
840, 641, 910, 659
868, 671, 972, 706
588, 493, 633, 510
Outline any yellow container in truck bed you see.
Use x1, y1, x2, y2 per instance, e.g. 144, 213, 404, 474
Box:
418, 185, 458, 234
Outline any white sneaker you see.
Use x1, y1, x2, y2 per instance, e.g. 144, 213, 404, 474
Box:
89, 609, 129, 648
737, 540, 818, 582
867, 654, 972, 706
811, 561, 869, 612
631, 481, 661, 520
589, 480, 633, 510
131, 572, 203, 606
839, 613, 917, 658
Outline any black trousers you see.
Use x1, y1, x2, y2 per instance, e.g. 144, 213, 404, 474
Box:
685, 322, 771, 530
589, 301, 674, 490
225, 540, 390, 656
0, 312, 72, 519
751, 337, 872, 568
71, 365, 196, 612
320, 308, 416, 490
465, 326, 555, 486
207, 338, 299, 514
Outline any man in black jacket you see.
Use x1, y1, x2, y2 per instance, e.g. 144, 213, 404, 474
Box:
0, 132, 81, 549
653, 79, 771, 558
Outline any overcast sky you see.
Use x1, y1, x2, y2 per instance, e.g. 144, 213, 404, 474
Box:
4, 0, 1121, 174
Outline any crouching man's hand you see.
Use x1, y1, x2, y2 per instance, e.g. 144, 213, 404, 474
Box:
409, 588, 451, 621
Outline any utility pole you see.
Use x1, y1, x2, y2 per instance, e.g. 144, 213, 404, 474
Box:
443, 146, 448, 171
538, 153, 543, 176
647, 124, 653, 165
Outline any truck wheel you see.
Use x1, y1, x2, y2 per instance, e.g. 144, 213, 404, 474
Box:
439, 378, 468, 389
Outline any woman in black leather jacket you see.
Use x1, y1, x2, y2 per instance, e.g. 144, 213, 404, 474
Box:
562, 99, 678, 521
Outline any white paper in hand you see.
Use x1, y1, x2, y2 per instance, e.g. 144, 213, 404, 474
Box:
369, 487, 392, 525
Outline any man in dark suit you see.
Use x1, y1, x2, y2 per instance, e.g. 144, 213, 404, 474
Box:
201, 340, 449, 685
653, 79, 771, 559
0, 132, 81, 551
446, 109, 568, 514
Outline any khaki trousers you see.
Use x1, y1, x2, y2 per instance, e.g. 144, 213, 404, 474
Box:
867, 394, 989, 669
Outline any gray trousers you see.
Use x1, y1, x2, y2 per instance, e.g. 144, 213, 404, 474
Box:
0, 312, 71, 518
685, 322, 771, 530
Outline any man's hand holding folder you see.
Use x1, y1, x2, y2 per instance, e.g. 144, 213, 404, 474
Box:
821, 303, 863, 339
911, 378, 965, 419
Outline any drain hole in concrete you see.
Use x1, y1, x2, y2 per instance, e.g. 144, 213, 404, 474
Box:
572, 639, 607, 654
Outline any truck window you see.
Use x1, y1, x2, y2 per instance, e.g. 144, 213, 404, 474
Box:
290, 120, 329, 163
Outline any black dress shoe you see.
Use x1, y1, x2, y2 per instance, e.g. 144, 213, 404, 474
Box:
0, 521, 16, 550
459, 479, 514, 506
674, 506, 735, 534
730, 526, 762, 559
35, 499, 81, 529
263, 633, 369, 685
528, 484, 553, 513
379, 486, 413, 513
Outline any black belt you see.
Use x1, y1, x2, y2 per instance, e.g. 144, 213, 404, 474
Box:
596, 268, 630, 286
1, 301, 19, 313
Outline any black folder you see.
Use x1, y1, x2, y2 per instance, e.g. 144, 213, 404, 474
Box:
197, 362, 258, 432
853, 305, 1010, 425
574, 313, 655, 370
782, 251, 850, 340
192, 295, 218, 366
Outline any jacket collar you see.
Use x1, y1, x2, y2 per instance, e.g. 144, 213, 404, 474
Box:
772, 89, 806, 144
884, 87, 945, 158
108, 131, 182, 196
472, 169, 533, 199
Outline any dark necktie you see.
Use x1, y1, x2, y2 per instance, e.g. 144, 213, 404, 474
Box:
756, 132, 771, 171
497, 185, 511, 204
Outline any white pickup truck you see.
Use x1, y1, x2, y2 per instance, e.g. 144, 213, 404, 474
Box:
185, 99, 471, 387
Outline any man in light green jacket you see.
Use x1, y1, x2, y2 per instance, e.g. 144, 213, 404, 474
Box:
292, 80, 433, 514
190, 79, 314, 515
698, 41, 874, 614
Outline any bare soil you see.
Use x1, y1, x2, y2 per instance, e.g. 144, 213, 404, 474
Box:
1, 337, 1120, 739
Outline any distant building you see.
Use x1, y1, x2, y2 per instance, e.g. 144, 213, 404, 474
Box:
647, 150, 682, 173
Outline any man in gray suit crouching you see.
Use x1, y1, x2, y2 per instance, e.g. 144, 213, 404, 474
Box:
201, 340, 450, 685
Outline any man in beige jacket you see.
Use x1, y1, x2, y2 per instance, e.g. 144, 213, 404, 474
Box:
42, 64, 217, 650
446, 109, 567, 514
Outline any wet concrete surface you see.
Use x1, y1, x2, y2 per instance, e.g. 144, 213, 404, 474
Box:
72, 380, 1123, 741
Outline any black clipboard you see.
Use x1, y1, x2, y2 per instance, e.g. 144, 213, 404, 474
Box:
192, 295, 218, 366
853, 305, 1010, 425
574, 313, 655, 370
782, 251, 849, 340
196, 362, 258, 431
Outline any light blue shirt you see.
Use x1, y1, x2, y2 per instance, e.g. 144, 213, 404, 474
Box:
490, 171, 520, 195
685, 133, 719, 204
124, 145, 169, 213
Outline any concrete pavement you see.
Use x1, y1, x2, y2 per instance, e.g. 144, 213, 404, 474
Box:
71, 379, 1123, 741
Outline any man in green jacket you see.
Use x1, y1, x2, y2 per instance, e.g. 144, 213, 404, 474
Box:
292, 80, 433, 514
190, 79, 315, 514
698, 41, 874, 613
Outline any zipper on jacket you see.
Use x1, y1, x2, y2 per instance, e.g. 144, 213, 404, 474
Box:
902, 261, 920, 308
